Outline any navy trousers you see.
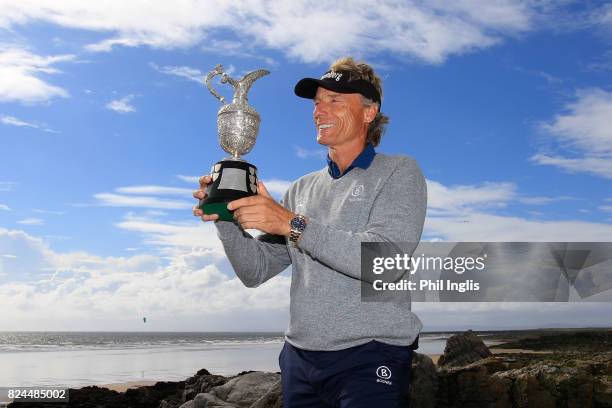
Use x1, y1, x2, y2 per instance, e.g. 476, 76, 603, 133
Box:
279, 337, 418, 408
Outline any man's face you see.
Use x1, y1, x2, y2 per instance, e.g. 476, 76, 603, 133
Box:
313, 87, 369, 148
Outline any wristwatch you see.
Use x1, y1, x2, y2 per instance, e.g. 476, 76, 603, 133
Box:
289, 214, 307, 244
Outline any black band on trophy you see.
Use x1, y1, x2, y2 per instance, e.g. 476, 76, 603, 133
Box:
205, 160, 258, 204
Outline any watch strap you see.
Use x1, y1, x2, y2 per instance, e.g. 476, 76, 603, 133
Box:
289, 214, 307, 243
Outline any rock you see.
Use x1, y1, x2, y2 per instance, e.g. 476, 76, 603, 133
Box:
182, 369, 229, 402
179, 393, 212, 408
250, 380, 282, 408
437, 330, 493, 368
495, 354, 612, 408
124, 381, 185, 407
409, 353, 438, 408
7, 386, 124, 408
7, 382, 186, 408
195, 372, 281, 408
160, 396, 185, 408
491, 329, 612, 352
594, 375, 612, 408
437, 357, 512, 408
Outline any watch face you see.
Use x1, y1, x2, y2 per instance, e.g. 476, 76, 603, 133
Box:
291, 216, 305, 230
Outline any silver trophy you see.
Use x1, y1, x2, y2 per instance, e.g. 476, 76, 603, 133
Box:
199, 64, 270, 221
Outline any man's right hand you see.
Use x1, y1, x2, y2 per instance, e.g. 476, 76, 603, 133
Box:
192, 175, 219, 222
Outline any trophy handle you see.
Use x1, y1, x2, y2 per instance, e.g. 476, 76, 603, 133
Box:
204, 64, 227, 105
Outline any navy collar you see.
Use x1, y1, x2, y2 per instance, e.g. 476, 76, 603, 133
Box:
326, 143, 377, 179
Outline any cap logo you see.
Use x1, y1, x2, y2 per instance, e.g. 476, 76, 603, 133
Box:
321, 71, 343, 82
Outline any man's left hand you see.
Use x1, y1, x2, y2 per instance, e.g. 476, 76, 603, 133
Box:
228, 181, 294, 236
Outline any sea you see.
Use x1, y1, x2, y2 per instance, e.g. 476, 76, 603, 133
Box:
0, 331, 461, 390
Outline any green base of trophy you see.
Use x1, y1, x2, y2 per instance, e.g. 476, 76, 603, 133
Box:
199, 159, 259, 223
200, 201, 234, 222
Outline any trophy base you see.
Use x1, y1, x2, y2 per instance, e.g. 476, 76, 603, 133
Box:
200, 200, 236, 222
199, 159, 258, 222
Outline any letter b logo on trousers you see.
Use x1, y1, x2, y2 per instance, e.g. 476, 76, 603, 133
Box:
376, 366, 392, 379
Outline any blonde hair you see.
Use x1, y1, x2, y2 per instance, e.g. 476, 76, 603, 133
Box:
330, 57, 389, 146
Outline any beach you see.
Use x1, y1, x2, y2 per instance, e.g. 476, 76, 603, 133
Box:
0, 332, 285, 389
3, 327, 610, 408
0, 331, 460, 390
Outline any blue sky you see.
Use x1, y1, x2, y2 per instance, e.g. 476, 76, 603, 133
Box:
0, 1, 611, 331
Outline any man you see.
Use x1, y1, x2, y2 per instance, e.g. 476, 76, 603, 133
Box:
193, 57, 427, 407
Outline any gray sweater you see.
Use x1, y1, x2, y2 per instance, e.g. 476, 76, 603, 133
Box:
216, 153, 427, 351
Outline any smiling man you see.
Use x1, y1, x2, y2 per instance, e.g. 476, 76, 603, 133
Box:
194, 57, 427, 407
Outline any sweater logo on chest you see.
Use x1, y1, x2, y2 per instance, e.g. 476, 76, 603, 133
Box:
349, 184, 365, 202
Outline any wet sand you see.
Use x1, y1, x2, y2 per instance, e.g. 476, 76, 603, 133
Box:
101, 381, 158, 392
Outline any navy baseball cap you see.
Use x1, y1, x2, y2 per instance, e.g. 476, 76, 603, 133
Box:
294, 70, 382, 107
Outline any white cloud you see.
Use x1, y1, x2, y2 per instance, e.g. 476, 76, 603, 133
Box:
425, 178, 612, 241
32, 209, 64, 215
532, 88, 612, 179
96, 175, 292, 257
1, 115, 57, 132
1, 115, 36, 127
0, 45, 73, 104
261, 179, 291, 198
594, 3, 612, 35
103, 177, 292, 204
245, 0, 528, 64
0, 1, 536, 64
16, 218, 44, 225
0, 228, 54, 279
105, 94, 135, 114
176, 175, 200, 184
94, 184, 198, 209
150, 63, 203, 83
427, 180, 516, 215
512, 66, 563, 84
0, 204, 9, 211
531, 154, 612, 179
585, 51, 612, 72
540, 88, 612, 155
94, 193, 191, 209
143, 210, 168, 217
0, 226, 290, 330
294, 145, 327, 160
44, 235, 71, 241
200, 40, 277, 66
599, 205, 612, 212
425, 212, 612, 242
116, 213, 224, 256
2, 218, 611, 331
518, 195, 572, 205
0, 182, 16, 192
116, 185, 193, 196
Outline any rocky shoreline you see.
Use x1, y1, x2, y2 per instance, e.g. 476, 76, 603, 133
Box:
8, 328, 612, 408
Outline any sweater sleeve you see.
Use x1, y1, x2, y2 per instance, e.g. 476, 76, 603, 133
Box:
297, 157, 427, 283
216, 220, 292, 288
